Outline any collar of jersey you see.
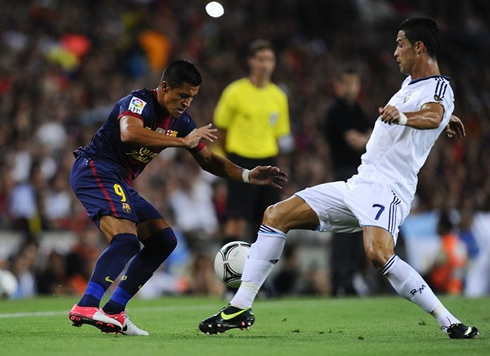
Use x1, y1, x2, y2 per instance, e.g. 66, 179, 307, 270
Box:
409, 75, 450, 85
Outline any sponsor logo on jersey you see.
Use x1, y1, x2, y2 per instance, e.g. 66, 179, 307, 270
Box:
125, 126, 179, 164
128, 97, 147, 114
126, 147, 159, 164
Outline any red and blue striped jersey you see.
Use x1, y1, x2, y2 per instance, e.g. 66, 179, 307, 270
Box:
76, 88, 204, 182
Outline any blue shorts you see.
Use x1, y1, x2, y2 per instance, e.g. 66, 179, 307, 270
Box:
70, 155, 162, 226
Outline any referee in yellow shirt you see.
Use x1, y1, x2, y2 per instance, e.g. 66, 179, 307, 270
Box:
214, 39, 292, 244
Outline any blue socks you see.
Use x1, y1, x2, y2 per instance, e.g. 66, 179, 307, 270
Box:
78, 233, 140, 307
103, 228, 177, 314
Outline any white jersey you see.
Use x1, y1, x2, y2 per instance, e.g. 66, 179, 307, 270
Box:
350, 75, 454, 206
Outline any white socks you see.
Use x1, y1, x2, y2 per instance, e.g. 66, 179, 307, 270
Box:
382, 255, 460, 331
231, 236, 461, 332
230, 225, 286, 309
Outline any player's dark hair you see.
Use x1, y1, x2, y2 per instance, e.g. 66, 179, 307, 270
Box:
247, 39, 274, 58
160, 59, 202, 88
398, 18, 441, 59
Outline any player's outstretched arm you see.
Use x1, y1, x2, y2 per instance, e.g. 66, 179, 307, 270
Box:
445, 114, 466, 139
120, 117, 217, 149
378, 102, 443, 129
191, 146, 287, 189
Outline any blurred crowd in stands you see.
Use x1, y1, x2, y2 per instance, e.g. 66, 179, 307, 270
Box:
0, 0, 489, 299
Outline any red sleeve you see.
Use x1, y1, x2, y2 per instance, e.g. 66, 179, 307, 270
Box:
117, 111, 144, 122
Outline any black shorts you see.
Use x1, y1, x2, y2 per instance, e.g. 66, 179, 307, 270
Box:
225, 154, 281, 221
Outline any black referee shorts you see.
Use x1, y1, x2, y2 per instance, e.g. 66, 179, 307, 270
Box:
225, 154, 281, 221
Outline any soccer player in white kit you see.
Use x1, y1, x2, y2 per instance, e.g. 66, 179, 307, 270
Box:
200, 18, 479, 339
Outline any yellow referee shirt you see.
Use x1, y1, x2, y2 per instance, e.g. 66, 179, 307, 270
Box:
213, 78, 291, 159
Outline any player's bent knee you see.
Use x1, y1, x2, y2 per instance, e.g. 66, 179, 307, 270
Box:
363, 226, 395, 269
143, 228, 177, 251
262, 203, 286, 229
365, 246, 392, 270
263, 198, 315, 232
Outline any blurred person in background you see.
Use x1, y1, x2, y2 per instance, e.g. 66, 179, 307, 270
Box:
36, 250, 75, 296
187, 253, 225, 296
213, 39, 293, 245
66, 224, 104, 296
11, 239, 39, 299
9, 160, 47, 237
429, 211, 467, 295
68, 59, 287, 336
44, 170, 74, 230
322, 66, 372, 297
166, 156, 219, 250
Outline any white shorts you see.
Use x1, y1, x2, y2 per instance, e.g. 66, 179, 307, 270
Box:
295, 180, 409, 244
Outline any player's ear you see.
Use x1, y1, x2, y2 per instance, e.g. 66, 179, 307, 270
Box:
161, 81, 170, 92
414, 41, 424, 54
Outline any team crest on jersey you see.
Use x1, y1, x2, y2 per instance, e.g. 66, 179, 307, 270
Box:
128, 97, 147, 114
403, 93, 412, 103
122, 203, 132, 214
434, 94, 442, 102
155, 127, 178, 137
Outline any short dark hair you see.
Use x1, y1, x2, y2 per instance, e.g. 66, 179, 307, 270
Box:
247, 39, 274, 58
160, 59, 202, 87
398, 18, 441, 59
334, 65, 360, 81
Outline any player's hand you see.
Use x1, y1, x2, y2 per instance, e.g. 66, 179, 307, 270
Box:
184, 123, 217, 148
445, 115, 466, 139
249, 165, 288, 189
378, 105, 403, 125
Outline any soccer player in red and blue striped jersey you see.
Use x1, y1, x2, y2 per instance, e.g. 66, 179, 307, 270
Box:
68, 59, 287, 335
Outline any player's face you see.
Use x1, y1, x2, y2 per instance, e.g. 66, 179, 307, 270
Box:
248, 48, 276, 79
160, 82, 200, 117
394, 30, 415, 75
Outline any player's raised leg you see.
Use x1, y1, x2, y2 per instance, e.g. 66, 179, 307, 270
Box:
199, 196, 319, 335
364, 226, 479, 339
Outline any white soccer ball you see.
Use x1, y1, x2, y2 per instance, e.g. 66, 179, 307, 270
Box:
214, 241, 250, 288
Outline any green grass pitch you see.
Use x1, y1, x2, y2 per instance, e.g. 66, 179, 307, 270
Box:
0, 295, 488, 356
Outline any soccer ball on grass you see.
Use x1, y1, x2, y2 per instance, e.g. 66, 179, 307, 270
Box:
214, 241, 250, 288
